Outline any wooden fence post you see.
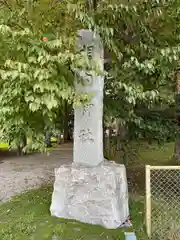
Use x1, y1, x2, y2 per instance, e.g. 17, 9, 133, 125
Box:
146, 165, 151, 238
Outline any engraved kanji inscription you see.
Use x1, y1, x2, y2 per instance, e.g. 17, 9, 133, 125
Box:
82, 104, 94, 116
74, 30, 104, 166
79, 129, 94, 142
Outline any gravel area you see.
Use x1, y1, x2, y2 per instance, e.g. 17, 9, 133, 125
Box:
0, 145, 73, 203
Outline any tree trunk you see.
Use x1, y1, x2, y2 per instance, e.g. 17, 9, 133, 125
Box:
115, 120, 127, 163
45, 132, 52, 148
174, 140, 180, 162
17, 134, 27, 156
173, 69, 180, 163
63, 101, 69, 142
22, 134, 27, 155
17, 145, 22, 156
116, 122, 121, 152
103, 116, 106, 153
23, 134, 27, 148
57, 133, 62, 145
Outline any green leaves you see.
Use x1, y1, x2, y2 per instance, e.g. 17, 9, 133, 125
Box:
0, 0, 103, 150
0, 24, 11, 35
29, 102, 40, 112
0, 3, 70, 149
0, 0, 178, 149
101, 0, 179, 143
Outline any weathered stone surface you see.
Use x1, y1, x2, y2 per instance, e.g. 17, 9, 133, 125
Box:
50, 161, 129, 229
73, 29, 104, 167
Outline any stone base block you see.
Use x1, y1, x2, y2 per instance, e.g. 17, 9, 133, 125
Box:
50, 161, 129, 229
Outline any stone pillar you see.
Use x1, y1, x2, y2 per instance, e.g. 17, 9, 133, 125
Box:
50, 30, 130, 229
73, 29, 104, 166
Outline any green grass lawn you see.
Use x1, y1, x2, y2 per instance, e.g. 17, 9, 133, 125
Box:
151, 198, 180, 239
107, 139, 174, 167
0, 139, 174, 165
0, 142, 8, 149
0, 186, 148, 240
0, 141, 175, 240
137, 142, 174, 166
0, 140, 57, 152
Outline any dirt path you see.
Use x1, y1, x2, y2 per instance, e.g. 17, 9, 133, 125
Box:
0, 143, 73, 203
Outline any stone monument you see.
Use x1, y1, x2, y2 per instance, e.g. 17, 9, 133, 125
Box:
50, 29, 130, 229
73, 29, 104, 166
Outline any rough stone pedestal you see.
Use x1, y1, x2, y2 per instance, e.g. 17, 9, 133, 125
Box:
50, 161, 129, 229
